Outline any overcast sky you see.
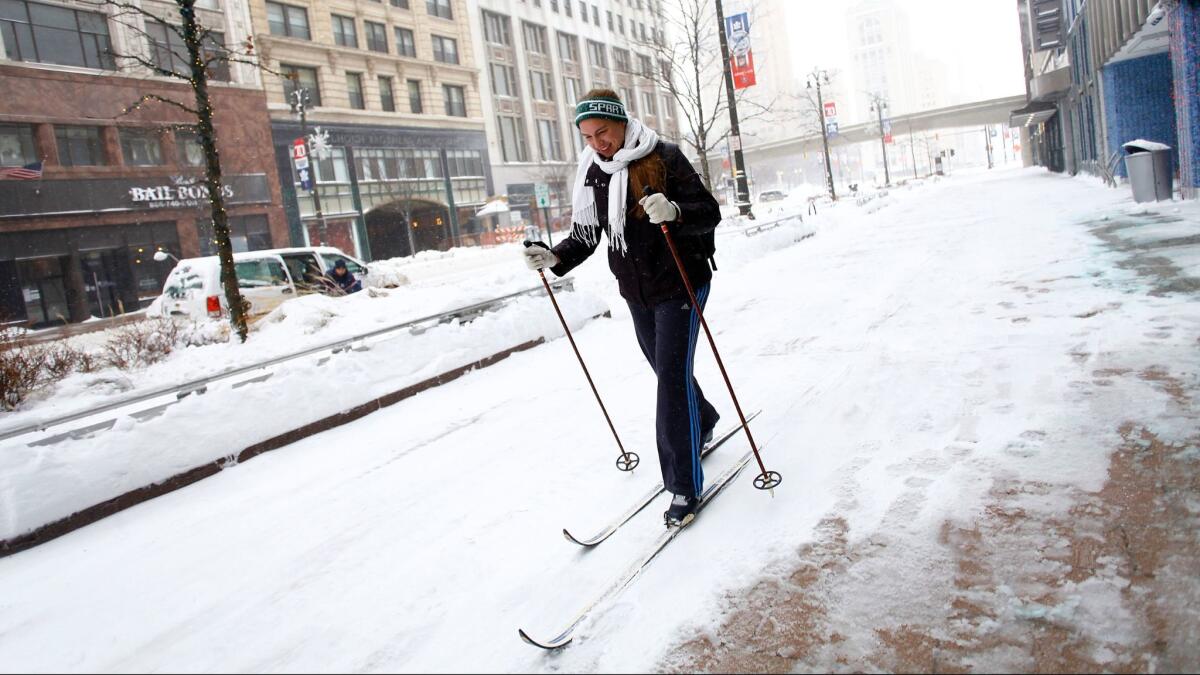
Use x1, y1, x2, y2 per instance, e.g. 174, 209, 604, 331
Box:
778, 0, 1027, 103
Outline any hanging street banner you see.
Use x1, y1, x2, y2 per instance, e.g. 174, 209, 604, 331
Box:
292, 138, 313, 191
726, 12, 756, 90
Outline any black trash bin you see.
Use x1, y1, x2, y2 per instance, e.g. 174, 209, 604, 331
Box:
1123, 140, 1173, 203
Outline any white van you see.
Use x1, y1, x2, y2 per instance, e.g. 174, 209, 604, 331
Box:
151, 252, 298, 320
255, 246, 379, 292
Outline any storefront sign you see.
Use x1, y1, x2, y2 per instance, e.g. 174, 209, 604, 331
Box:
128, 177, 235, 209
0, 174, 271, 219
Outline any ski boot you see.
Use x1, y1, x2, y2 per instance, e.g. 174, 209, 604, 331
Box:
664, 493, 701, 528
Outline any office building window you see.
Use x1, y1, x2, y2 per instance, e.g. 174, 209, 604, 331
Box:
120, 128, 164, 166
365, 21, 387, 53
443, 84, 466, 117
562, 77, 580, 106
390, 0, 408, 7
408, 79, 423, 113
394, 27, 416, 57
379, 76, 396, 112
522, 21, 547, 54
490, 62, 518, 97
529, 70, 554, 101
281, 63, 321, 106
265, 1, 309, 39
347, 72, 365, 109
613, 47, 630, 73
147, 22, 229, 81
638, 53, 653, 78
557, 31, 578, 62
426, 0, 452, 20
0, 0, 115, 69
175, 128, 204, 166
642, 91, 657, 117
497, 116, 528, 162
586, 40, 606, 69
55, 125, 105, 166
0, 124, 37, 167
331, 14, 357, 48
431, 35, 458, 64
482, 10, 511, 46
537, 119, 562, 161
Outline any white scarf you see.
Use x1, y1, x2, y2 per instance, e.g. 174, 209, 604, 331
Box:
570, 118, 659, 254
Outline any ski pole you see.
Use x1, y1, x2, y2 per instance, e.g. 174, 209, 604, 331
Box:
524, 240, 640, 472
642, 188, 781, 491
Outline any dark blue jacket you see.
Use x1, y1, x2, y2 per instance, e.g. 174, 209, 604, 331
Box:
326, 269, 361, 294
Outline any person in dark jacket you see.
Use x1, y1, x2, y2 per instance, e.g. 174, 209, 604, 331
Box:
522, 89, 722, 527
326, 259, 362, 295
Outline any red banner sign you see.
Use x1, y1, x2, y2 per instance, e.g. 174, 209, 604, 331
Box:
731, 50, 756, 90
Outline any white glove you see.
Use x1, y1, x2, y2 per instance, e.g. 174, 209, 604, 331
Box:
638, 193, 680, 224
523, 245, 559, 271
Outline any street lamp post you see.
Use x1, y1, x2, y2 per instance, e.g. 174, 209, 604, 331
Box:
288, 79, 329, 247
806, 68, 837, 202
714, 0, 754, 219
869, 93, 891, 186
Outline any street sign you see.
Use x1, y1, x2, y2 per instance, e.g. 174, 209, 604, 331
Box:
534, 183, 551, 208
823, 102, 838, 119
825, 121, 839, 136
729, 134, 741, 151
293, 138, 313, 191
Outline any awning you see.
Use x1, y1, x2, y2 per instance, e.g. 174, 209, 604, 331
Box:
1009, 101, 1058, 128
475, 198, 510, 216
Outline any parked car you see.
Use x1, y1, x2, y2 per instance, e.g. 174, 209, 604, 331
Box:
757, 189, 788, 203
254, 246, 380, 293
150, 251, 298, 320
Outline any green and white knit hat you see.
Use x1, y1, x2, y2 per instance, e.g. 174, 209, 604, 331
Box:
574, 97, 628, 127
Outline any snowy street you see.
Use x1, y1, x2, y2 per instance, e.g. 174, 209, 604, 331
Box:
0, 168, 1197, 672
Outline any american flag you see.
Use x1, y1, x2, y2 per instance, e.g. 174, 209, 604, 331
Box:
0, 161, 43, 180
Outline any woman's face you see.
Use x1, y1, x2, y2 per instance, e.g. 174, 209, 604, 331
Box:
579, 118, 626, 158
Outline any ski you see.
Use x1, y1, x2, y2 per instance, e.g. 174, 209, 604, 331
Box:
519, 448, 755, 650
562, 410, 762, 548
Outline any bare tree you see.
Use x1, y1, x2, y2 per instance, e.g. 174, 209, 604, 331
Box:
638, 0, 774, 192
86, 0, 264, 341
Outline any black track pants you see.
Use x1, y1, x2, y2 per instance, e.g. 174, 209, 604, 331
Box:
627, 284, 719, 498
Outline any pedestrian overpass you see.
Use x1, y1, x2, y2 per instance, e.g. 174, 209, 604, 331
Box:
721, 94, 1027, 167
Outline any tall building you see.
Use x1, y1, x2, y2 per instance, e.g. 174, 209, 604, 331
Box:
465, 0, 679, 229
844, 0, 917, 124
0, 0, 288, 327
251, 0, 492, 259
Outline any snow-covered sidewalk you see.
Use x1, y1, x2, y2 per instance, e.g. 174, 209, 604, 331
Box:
0, 167, 1195, 672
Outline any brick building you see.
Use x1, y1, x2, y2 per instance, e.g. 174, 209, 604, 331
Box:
0, 0, 286, 327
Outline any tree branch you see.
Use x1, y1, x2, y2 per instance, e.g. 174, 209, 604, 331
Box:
116, 93, 200, 118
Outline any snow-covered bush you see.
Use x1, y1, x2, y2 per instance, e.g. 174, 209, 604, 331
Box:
102, 318, 182, 370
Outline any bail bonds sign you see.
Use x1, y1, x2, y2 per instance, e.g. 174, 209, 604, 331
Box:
726, 12, 756, 90
128, 178, 234, 209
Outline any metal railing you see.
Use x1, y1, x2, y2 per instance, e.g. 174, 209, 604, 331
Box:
0, 278, 575, 445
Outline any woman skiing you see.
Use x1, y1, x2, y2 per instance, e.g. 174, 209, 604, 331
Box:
522, 89, 723, 527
